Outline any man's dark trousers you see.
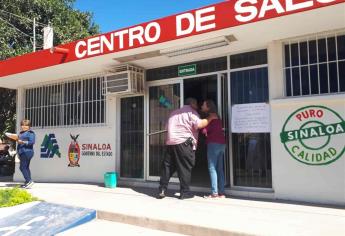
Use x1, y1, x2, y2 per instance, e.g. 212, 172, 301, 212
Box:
19, 152, 33, 183
159, 143, 195, 194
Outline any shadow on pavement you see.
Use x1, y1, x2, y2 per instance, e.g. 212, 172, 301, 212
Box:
116, 184, 345, 210
119, 185, 206, 200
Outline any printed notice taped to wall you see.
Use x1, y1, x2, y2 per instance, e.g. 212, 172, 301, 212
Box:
231, 103, 271, 133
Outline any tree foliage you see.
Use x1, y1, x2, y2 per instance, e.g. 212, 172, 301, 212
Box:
0, 0, 99, 139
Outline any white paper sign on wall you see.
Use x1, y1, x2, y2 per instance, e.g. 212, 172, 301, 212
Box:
231, 103, 271, 133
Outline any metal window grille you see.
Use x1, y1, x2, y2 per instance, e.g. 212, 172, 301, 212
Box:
23, 76, 106, 128
284, 32, 345, 97
229, 50, 272, 188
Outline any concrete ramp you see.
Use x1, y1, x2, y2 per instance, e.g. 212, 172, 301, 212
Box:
0, 202, 96, 236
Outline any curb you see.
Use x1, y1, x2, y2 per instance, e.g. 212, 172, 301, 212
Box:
97, 210, 251, 236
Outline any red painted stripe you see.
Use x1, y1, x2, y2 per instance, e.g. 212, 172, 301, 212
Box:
0, 0, 344, 77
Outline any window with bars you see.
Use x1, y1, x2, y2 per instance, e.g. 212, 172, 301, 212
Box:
284, 33, 345, 97
24, 76, 106, 128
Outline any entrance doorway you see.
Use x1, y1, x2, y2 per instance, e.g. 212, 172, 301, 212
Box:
147, 74, 229, 187
183, 75, 218, 187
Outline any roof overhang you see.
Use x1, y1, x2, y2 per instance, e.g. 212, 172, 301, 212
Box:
0, 1, 344, 89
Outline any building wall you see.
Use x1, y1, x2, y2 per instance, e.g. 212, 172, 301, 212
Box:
267, 35, 345, 205
12, 36, 344, 206
271, 95, 345, 205
14, 126, 116, 183
14, 97, 117, 183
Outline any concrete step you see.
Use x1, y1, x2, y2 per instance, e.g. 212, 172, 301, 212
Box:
96, 209, 246, 236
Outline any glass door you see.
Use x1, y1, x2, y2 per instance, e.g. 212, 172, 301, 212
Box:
147, 82, 182, 180
120, 96, 144, 179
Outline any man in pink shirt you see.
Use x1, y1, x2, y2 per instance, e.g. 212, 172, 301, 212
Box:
158, 98, 216, 200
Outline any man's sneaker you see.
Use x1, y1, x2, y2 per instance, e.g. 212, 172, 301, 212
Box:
218, 194, 226, 199
24, 181, 34, 189
157, 189, 166, 199
179, 192, 194, 200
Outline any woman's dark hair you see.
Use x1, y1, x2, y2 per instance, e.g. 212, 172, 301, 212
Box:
204, 99, 218, 114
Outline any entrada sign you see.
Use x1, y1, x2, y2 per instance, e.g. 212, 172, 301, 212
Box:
178, 64, 196, 77
280, 106, 345, 165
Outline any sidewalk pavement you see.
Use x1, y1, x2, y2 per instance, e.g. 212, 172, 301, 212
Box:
0, 182, 344, 236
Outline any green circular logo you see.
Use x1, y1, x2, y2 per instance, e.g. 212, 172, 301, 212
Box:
281, 105, 345, 165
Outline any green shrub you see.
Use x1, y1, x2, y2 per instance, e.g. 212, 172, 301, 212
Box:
0, 188, 39, 207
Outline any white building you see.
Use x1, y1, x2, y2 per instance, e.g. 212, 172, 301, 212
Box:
0, 0, 344, 206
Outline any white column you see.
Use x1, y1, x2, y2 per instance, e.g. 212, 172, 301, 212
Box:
14, 87, 24, 182
268, 41, 284, 100
267, 41, 284, 194
16, 88, 24, 133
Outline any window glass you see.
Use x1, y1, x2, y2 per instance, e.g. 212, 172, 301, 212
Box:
319, 64, 329, 94
230, 49, 267, 69
300, 42, 308, 65
337, 35, 345, 60
329, 62, 338, 93
292, 67, 300, 96
301, 66, 310, 95
285, 69, 292, 96
309, 40, 317, 64
291, 43, 299, 67
327, 37, 337, 61
310, 65, 319, 95
339, 61, 345, 91
284, 45, 290, 67
318, 38, 327, 63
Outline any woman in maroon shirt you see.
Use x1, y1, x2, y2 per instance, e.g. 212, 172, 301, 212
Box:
201, 100, 226, 198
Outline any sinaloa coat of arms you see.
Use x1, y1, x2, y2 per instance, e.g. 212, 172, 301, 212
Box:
68, 134, 80, 167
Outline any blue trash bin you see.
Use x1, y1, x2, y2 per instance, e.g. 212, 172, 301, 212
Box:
104, 172, 117, 188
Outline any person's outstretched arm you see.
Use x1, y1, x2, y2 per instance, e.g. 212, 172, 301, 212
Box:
191, 113, 217, 129
18, 131, 35, 146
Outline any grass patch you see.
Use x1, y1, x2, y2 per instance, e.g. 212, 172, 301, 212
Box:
0, 188, 39, 208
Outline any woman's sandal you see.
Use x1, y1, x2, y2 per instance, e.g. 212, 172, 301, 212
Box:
203, 194, 219, 199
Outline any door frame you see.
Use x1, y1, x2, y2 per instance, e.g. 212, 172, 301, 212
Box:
145, 71, 229, 182
145, 79, 183, 182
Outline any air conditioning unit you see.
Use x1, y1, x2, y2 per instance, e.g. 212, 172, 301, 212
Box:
104, 64, 145, 95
